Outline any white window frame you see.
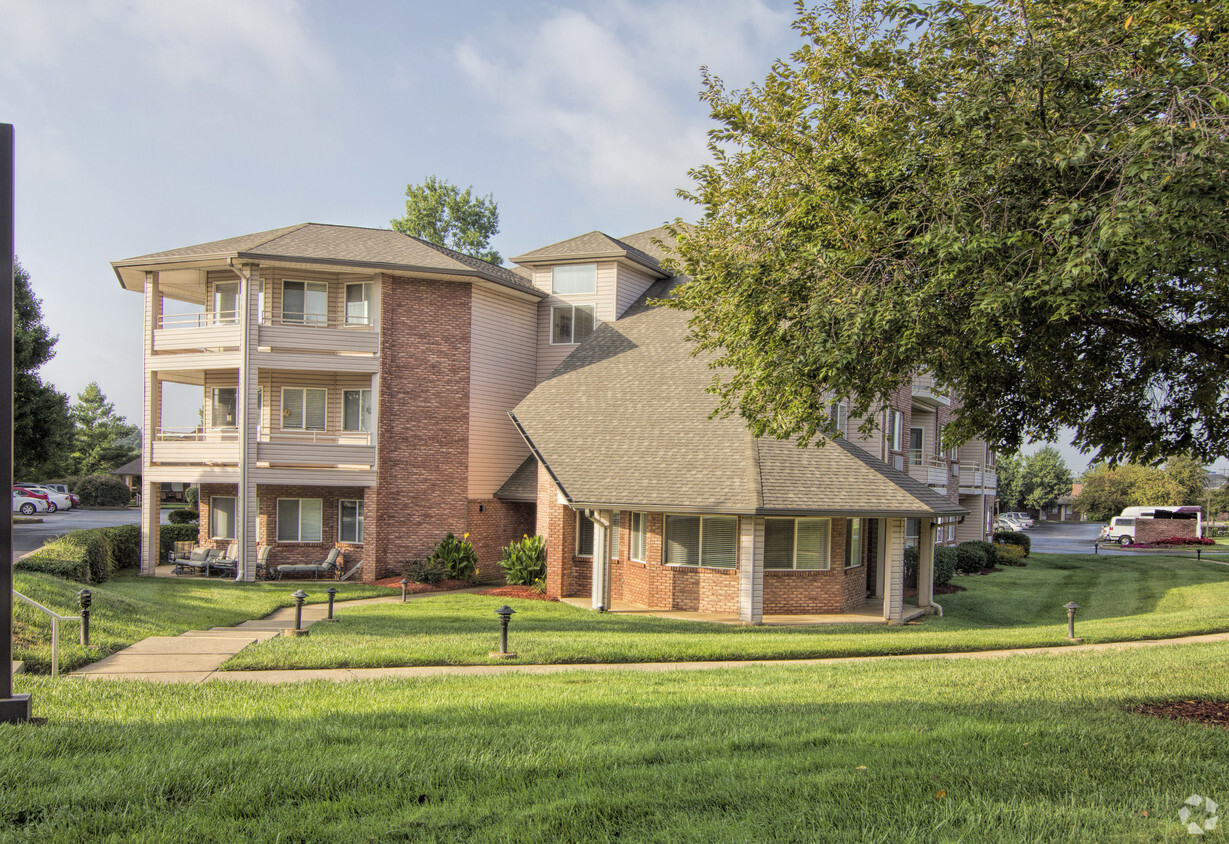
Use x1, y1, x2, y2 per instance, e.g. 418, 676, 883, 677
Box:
550, 303, 596, 346
831, 401, 848, 438
576, 510, 594, 558
281, 279, 329, 327
344, 282, 371, 326
281, 387, 327, 431
664, 514, 738, 569
630, 512, 647, 562
551, 263, 597, 295
211, 387, 237, 429
209, 496, 237, 540
764, 517, 832, 571
889, 410, 904, 452
277, 498, 323, 543
213, 281, 239, 325
844, 518, 862, 568
342, 389, 373, 432
338, 499, 364, 544
610, 511, 620, 560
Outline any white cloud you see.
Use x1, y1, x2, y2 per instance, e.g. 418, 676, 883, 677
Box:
454, 0, 790, 199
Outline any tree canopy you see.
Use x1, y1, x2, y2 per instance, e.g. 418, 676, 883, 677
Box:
669, 0, 1229, 463
391, 176, 502, 264
70, 381, 139, 476
1074, 456, 1208, 519
13, 261, 73, 479
994, 447, 1072, 513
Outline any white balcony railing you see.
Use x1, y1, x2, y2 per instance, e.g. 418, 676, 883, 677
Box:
257, 428, 372, 446
158, 312, 375, 331
959, 461, 998, 492
154, 427, 237, 442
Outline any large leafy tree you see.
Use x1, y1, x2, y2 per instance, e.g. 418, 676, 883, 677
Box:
994, 453, 1024, 511
391, 176, 502, 264
669, 0, 1229, 463
1074, 457, 1206, 518
1017, 446, 1074, 512
13, 261, 73, 479
70, 382, 139, 476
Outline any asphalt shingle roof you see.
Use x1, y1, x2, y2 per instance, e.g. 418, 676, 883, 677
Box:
494, 456, 538, 502
511, 279, 967, 518
511, 230, 664, 275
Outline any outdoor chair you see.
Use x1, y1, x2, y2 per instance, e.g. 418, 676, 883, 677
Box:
275, 547, 343, 580
208, 543, 239, 577
254, 545, 274, 581
169, 545, 211, 576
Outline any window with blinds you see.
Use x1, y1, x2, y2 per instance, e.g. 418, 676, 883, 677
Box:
765, 517, 831, 570
282, 387, 327, 430
610, 512, 620, 559
576, 511, 594, 557
551, 263, 597, 294
844, 519, 862, 568
277, 498, 323, 542
210, 496, 236, 540
665, 515, 737, 568
630, 512, 647, 562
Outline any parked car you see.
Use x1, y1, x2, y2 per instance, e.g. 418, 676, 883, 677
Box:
12, 489, 50, 515
1098, 506, 1203, 546
14, 483, 70, 512
1000, 512, 1035, 528
994, 518, 1025, 532
39, 483, 79, 507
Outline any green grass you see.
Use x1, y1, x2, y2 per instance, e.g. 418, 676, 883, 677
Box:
223, 553, 1229, 670
12, 571, 395, 674
5, 643, 1229, 841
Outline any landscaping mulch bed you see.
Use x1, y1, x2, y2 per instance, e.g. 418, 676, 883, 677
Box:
1133, 701, 1229, 729
371, 576, 472, 593
477, 585, 559, 602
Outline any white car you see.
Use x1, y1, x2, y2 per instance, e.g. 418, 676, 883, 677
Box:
1000, 512, 1035, 528
14, 483, 72, 512
994, 518, 1025, 533
12, 489, 50, 516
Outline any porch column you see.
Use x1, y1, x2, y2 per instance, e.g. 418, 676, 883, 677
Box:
236, 263, 260, 581
589, 509, 612, 611
140, 271, 161, 576
917, 518, 935, 609
141, 480, 160, 576
738, 516, 764, 624
873, 517, 886, 598
882, 517, 905, 624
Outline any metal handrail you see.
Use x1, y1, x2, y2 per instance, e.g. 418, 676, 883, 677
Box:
13, 591, 81, 679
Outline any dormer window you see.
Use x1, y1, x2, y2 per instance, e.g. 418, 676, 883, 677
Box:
551, 304, 595, 345
552, 263, 596, 295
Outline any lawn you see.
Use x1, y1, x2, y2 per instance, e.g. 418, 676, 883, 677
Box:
5, 643, 1229, 841
11, 571, 395, 674
223, 553, 1229, 670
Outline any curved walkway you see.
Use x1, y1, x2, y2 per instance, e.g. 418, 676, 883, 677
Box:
69, 592, 1229, 684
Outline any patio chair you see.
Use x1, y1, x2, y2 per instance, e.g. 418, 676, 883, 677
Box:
254, 545, 274, 581
169, 545, 211, 576
208, 543, 239, 577
275, 547, 343, 580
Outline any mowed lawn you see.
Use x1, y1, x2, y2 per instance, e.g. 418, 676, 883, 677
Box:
12, 571, 395, 674
223, 553, 1229, 670
6, 643, 1229, 842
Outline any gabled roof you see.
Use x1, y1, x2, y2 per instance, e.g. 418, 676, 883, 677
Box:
511, 279, 966, 518
494, 456, 538, 503
112, 456, 143, 477
112, 223, 541, 296
510, 230, 666, 276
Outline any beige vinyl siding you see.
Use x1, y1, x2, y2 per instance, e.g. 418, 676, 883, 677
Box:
847, 408, 887, 462
468, 286, 538, 498
615, 263, 656, 318
534, 262, 618, 383
258, 371, 374, 436
205, 268, 379, 329
203, 370, 239, 430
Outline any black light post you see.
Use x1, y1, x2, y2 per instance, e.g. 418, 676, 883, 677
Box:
289, 590, 309, 637
76, 589, 92, 647
490, 605, 517, 659
324, 586, 338, 622
1064, 602, 1082, 642
400, 577, 409, 603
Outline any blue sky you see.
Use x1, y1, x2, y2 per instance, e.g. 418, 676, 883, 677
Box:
2, 0, 1220, 475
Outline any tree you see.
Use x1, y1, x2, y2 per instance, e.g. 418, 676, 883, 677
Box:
1163, 454, 1207, 505
669, 0, 1229, 463
391, 176, 502, 264
70, 382, 139, 476
1016, 447, 1073, 513
1075, 464, 1138, 521
994, 453, 1024, 512
13, 261, 73, 479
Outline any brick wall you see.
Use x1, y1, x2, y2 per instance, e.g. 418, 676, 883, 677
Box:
537, 464, 579, 598
256, 484, 368, 571
762, 516, 867, 613
197, 483, 237, 550
369, 274, 473, 580
1136, 517, 1199, 543
467, 498, 537, 583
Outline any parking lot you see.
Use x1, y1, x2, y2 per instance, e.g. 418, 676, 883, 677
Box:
11, 507, 166, 559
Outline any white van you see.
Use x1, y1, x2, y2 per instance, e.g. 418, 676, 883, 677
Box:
1098, 506, 1202, 545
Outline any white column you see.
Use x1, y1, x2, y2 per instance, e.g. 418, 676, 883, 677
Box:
140, 272, 162, 575
738, 516, 764, 624
917, 518, 935, 609
589, 509, 612, 611
883, 517, 905, 623
237, 264, 261, 581
873, 517, 886, 598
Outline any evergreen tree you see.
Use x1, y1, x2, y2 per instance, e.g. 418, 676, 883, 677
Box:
13, 261, 73, 479
70, 382, 139, 475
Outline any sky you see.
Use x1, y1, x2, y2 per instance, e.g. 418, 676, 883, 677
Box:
2, 0, 1223, 476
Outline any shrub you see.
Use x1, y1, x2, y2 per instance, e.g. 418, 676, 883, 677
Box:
74, 474, 132, 507
168, 508, 199, 525
903, 545, 919, 588
429, 532, 478, 582
17, 529, 111, 583
403, 557, 447, 585
159, 523, 201, 560
955, 541, 990, 574
1149, 536, 1215, 546
103, 525, 141, 571
499, 534, 547, 586
994, 543, 1027, 566
992, 530, 1031, 556
184, 485, 199, 508
934, 546, 958, 586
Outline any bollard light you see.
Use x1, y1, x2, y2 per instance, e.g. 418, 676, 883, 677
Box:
292, 590, 308, 632
490, 605, 517, 659
1064, 601, 1081, 641
400, 577, 409, 603
76, 588, 92, 647
324, 586, 338, 622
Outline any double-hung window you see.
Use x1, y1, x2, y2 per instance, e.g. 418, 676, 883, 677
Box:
282, 280, 328, 326
664, 515, 737, 568
212, 388, 237, 428
339, 500, 364, 544
551, 304, 595, 345
282, 387, 327, 431
210, 496, 237, 540
213, 281, 239, 325
905, 518, 920, 547
830, 401, 848, 438
345, 282, 371, 326
629, 512, 647, 562
575, 511, 620, 558
342, 389, 372, 432
277, 498, 323, 542
844, 519, 862, 568
764, 517, 831, 570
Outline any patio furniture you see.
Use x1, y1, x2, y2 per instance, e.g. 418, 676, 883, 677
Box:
169, 545, 212, 576
208, 543, 239, 577
275, 547, 343, 580
254, 545, 274, 581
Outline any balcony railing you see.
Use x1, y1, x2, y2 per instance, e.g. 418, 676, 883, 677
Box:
157, 312, 375, 331
959, 461, 998, 492
907, 450, 948, 470
257, 428, 372, 446
155, 427, 237, 442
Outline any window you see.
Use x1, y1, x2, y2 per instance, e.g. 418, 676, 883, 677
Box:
764, 518, 831, 570
345, 282, 371, 326
830, 402, 848, 438
551, 304, 595, 345
551, 264, 597, 295
277, 498, 322, 542
889, 411, 904, 452
905, 518, 920, 547
212, 388, 237, 428
210, 496, 236, 540
282, 280, 328, 326
610, 511, 620, 559
339, 500, 364, 544
665, 515, 737, 568
576, 511, 594, 557
282, 387, 327, 430
909, 427, 924, 465
343, 389, 372, 432
630, 512, 647, 562
214, 281, 239, 325
845, 519, 862, 567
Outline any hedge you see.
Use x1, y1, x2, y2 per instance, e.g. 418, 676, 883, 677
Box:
992, 530, 1031, 556
74, 474, 132, 507
159, 523, 201, 559
168, 508, 199, 525
18, 530, 112, 583
934, 546, 957, 586
955, 541, 990, 574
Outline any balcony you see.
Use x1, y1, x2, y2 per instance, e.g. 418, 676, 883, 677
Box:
911, 373, 950, 408
150, 428, 240, 466
959, 461, 998, 495
152, 311, 378, 366
907, 451, 949, 489
150, 427, 375, 471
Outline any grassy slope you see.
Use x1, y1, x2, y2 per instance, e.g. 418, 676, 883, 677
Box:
5, 643, 1229, 842
12, 571, 394, 673
224, 553, 1229, 670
